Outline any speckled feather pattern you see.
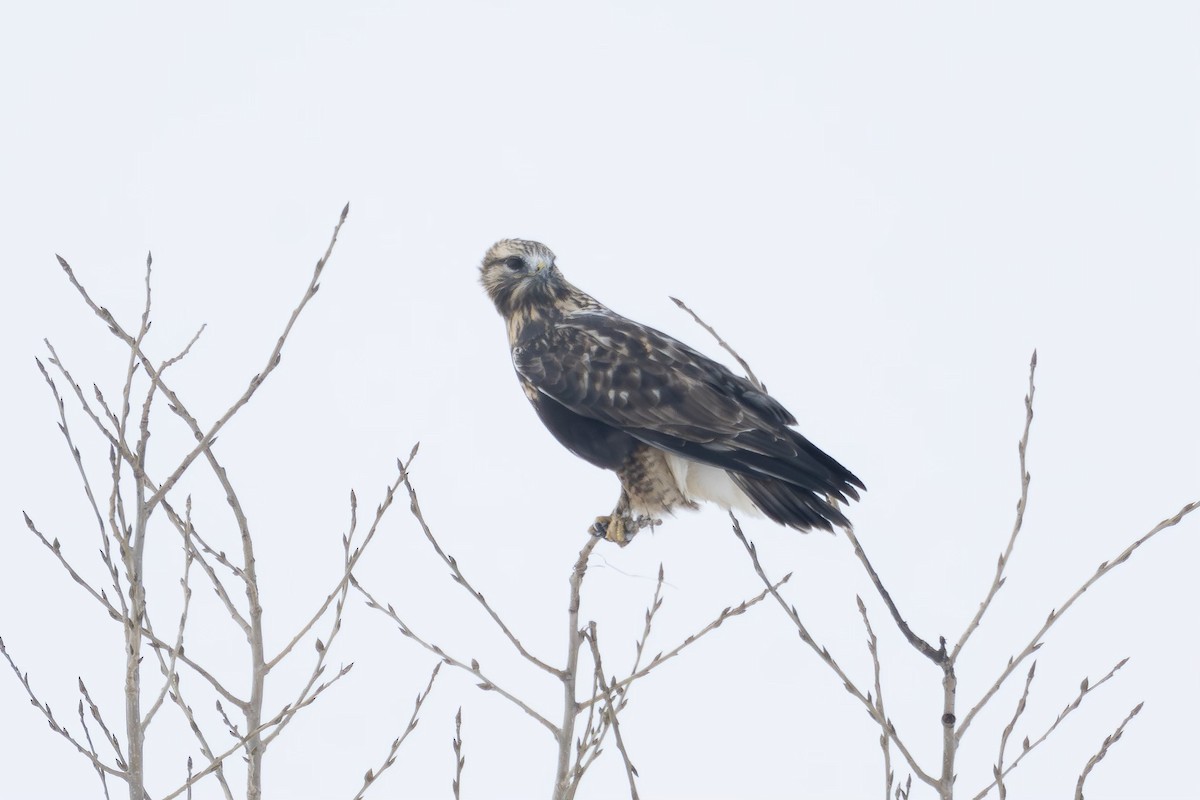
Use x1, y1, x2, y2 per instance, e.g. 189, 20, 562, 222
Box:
480, 239, 864, 533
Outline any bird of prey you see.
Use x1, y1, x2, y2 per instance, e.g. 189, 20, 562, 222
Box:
480, 239, 864, 545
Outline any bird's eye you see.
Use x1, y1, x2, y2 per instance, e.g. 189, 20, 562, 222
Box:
504, 256, 525, 271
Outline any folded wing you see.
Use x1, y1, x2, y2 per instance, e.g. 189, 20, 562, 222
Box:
513, 308, 864, 529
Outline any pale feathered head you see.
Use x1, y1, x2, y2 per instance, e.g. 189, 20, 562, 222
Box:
479, 239, 570, 317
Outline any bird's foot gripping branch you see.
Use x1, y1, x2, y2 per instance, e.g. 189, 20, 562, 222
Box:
588, 513, 659, 546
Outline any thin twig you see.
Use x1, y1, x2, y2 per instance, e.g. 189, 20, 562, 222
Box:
268, 448, 417, 671
732, 516, 937, 789
577, 566, 788, 711
857, 596, 893, 800
0, 637, 127, 781
954, 352, 1037, 662
354, 579, 558, 736
402, 465, 561, 677
141, 498, 196, 730
573, 563, 668, 776
77, 694, 113, 800
970, 657, 1130, 800
160, 502, 250, 637
626, 565, 666, 692
351, 663, 441, 800
35, 357, 125, 612
452, 706, 465, 800
78, 679, 128, 771
23, 472, 245, 711
157, 677, 351, 800
556, 536, 600, 800
584, 623, 640, 800
845, 527, 943, 666
261, 473, 385, 749
670, 297, 765, 391
1074, 703, 1143, 800
994, 662, 1036, 800
958, 500, 1199, 741
54, 204, 350, 515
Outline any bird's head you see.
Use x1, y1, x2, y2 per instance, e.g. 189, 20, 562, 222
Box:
479, 239, 568, 318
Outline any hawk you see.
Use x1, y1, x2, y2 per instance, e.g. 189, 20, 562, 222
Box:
480, 238, 864, 545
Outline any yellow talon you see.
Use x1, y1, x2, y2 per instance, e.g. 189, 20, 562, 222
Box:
606, 516, 627, 545
590, 515, 629, 545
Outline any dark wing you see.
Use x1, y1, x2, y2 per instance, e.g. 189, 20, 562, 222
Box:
514, 308, 865, 508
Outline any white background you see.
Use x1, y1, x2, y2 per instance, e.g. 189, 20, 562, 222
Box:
1, 2, 1196, 798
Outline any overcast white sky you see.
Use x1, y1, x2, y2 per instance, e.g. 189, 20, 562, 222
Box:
1, 2, 1197, 799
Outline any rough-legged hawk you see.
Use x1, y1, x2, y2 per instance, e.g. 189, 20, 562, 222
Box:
480, 239, 864, 544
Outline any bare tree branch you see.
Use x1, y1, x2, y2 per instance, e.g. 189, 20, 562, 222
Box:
856, 596, 893, 800
402, 465, 562, 677
958, 500, 1199, 741
557, 536, 600, 800
670, 297, 765, 391
354, 579, 559, 736
993, 661, 1036, 800
1075, 702, 1142, 800
141, 500, 196, 730
0, 637, 129, 782
157, 677, 349, 800
35, 356, 124, 610
351, 663, 441, 800
971, 657, 1130, 800
954, 352, 1037, 662
732, 515, 938, 789
845, 527, 944, 665
265, 453, 412, 672
77, 692, 114, 800
584, 622, 640, 800
53, 204, 349, 516
578, 567, 787, 712
451, 706, 465, 800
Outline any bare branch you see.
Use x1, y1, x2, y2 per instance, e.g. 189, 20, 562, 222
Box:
39, 485, 248, 716
954, 351, 1037, 662
844, 527, 944, 667
160, 502, 250, 637
77, 693, 113, 800
626, 564, 666, 689
354, 579, 558, 736
994, 661, 1036, 800
402, 464, 561, 677
971, 657, 1130, 800
556, 536, 601, 800
732, 515, 937, 789
22, 510, 115, 617
158, 676, 350, 800
579, 564, 786, 711
35, 357, 125, 608
0, 637, 127, 781
268, 448, 417, 671
78, 679, 128, 771
1074, 703, 1143, 800
958, 500, 1199, 741
584, 623, 640, 800
54, 205, 349, 514
856, 596, 893, 800
451, 706, 465, 800
351, 663, 441, 800
24, 446, 246, 712
262, 484, 390, 750
142, 499, 196, 730
670, 296, 765, 391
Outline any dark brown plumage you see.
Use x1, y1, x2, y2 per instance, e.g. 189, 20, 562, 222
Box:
480, 238, 864, 544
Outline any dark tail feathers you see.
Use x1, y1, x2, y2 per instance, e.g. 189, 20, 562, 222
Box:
732, 472, 854, 533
